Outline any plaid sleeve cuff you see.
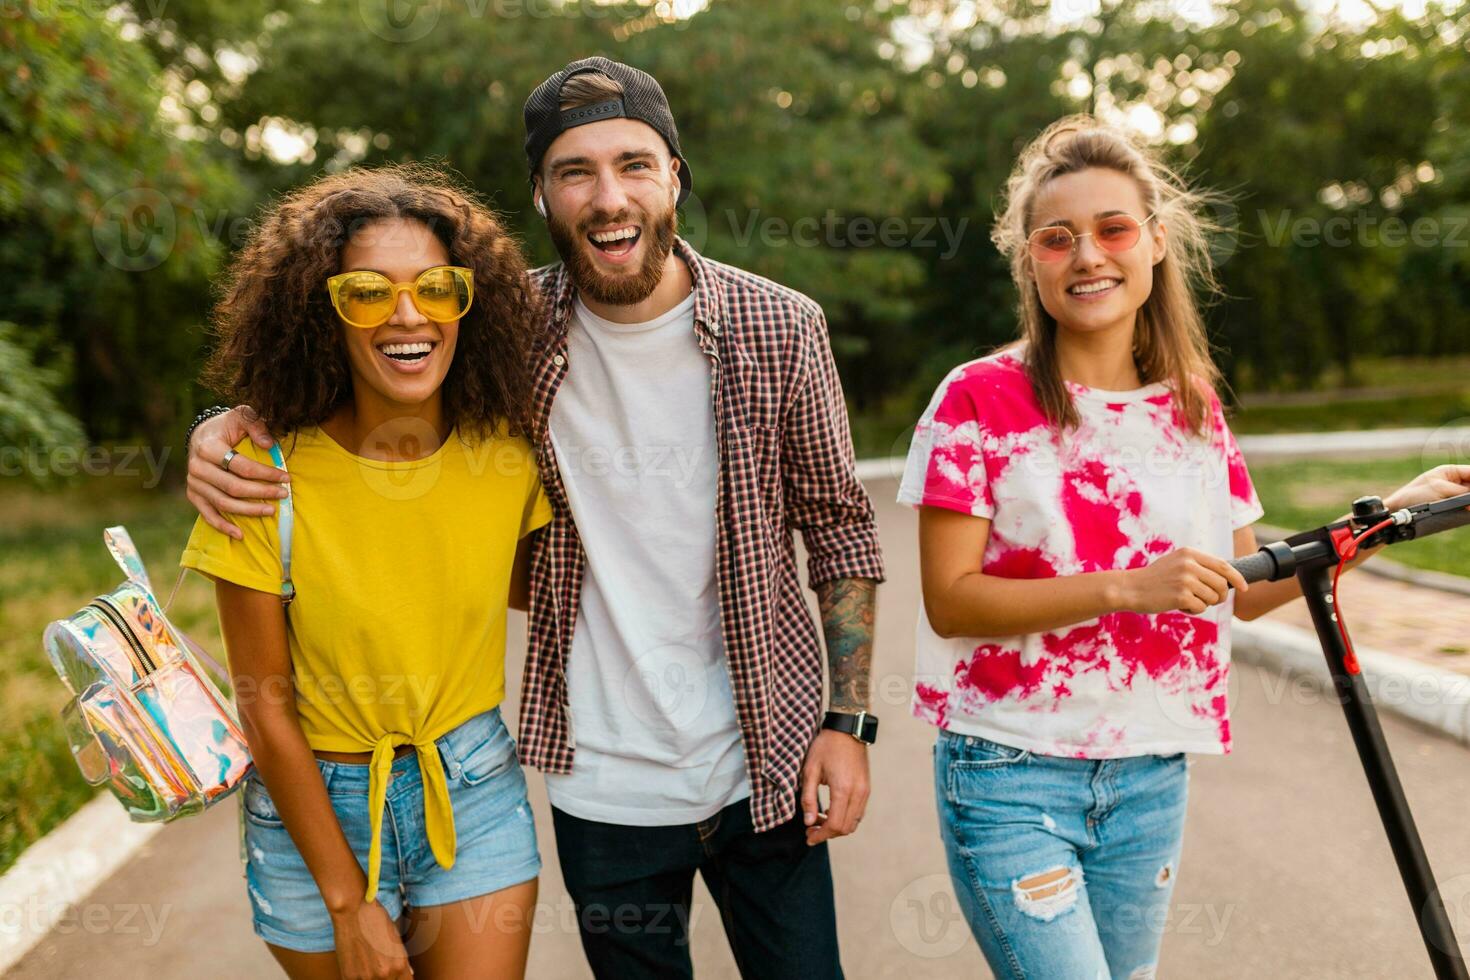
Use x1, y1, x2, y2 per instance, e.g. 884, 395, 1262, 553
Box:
803, 524, 886, 586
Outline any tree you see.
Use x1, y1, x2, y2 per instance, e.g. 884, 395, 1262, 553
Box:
211, 0, 946, 385
0, 321, 84, 483
898, 0, 1468, 411
0, 7, 245, 451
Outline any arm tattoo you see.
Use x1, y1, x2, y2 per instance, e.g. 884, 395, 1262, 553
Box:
815, 577, 877, 713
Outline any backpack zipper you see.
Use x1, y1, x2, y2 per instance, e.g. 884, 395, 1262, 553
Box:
88, 597, 157, 676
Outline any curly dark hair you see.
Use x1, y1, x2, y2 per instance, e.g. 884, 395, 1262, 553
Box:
202, 163, 536, 442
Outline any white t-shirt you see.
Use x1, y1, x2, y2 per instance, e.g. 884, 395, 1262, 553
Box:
897, 347, 1264, 758
544, 292, 751, 824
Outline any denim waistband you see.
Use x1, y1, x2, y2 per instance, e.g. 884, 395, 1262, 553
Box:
314, 705, 504, 794
937, 728, 1183, 770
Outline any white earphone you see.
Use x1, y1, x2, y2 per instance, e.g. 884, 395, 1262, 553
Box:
535, 195, 548, 219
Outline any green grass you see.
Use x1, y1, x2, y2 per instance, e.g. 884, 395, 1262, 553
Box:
850, 353, 1470, 450
1248, 455, 1470, 577
0, 474, 224, 877
1238, 354, 1470, 393
852, 391, 1470, 458
849, 409, 922, 463
1229, 390, 1470, 435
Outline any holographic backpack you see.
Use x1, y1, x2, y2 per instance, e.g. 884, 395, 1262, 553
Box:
42, 456, 298, 825
42, 526, 260, 821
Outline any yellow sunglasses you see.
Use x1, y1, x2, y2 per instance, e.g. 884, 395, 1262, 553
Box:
326, 266, 474, 329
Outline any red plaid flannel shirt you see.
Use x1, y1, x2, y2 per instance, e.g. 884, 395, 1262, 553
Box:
517, 237, 886, 833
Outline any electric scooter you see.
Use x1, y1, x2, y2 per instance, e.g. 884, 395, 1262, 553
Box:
1231, 490, 1470, 979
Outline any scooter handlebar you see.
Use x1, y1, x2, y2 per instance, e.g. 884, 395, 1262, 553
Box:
1408, 500, 1470, 540
1229, 549, 1279, 585
1225, 493, 1470, 586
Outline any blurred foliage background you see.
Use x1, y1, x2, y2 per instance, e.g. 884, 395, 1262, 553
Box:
3, 0, 1470, 462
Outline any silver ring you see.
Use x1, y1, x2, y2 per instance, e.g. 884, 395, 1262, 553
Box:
220, 449, 238, 472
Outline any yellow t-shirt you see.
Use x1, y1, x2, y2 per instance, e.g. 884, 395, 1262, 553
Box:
180, 423, 551, 899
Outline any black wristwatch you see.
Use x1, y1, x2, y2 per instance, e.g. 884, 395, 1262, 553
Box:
822, 710, 879, 745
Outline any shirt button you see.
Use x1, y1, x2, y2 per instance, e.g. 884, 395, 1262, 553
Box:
553, 354, 566, 366
710, 323, 722, 335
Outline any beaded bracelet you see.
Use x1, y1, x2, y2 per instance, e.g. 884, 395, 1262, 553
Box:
184, 404, 232, 455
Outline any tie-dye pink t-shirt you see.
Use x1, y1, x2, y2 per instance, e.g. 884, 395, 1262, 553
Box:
897, 348, 1264, 757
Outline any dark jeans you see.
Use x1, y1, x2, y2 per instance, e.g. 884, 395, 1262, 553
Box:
551, 797, 844, 979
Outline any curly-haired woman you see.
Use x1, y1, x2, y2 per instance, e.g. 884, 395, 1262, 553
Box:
179, 164, 549, 979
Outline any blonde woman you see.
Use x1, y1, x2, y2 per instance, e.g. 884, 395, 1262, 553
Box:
899, 115, 1470, 978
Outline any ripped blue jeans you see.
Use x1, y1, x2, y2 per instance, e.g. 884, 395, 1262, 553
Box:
934, 729, 1188, 980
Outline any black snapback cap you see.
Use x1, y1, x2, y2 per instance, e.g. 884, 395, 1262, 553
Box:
523, 56, 693, 205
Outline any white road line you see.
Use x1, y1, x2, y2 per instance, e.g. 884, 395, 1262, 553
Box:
1232, 618, 1470, 746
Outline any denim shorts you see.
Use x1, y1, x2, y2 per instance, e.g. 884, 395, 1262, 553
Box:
240, 706, 541, 953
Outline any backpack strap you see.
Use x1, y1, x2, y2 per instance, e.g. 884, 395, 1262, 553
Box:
269, 443, 295, 606
177, 624, 233, 689
107, 442, 294, 692
104, 526, 154, 592
159, 442, 294, 609
109, 527, 233, 688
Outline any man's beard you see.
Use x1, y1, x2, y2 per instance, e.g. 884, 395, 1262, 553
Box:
547, 199, 678, 307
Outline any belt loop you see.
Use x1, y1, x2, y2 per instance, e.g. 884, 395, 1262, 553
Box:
436, 728, 460, 780
317, 758, 337, 792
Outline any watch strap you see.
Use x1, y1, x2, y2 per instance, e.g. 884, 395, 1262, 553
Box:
822, 710, 878, 744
